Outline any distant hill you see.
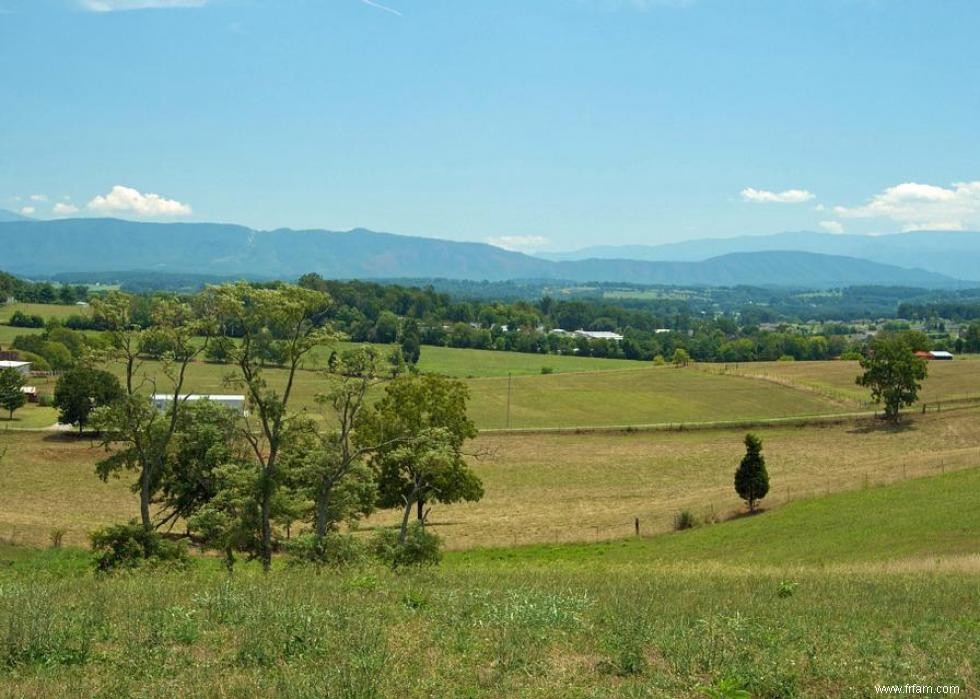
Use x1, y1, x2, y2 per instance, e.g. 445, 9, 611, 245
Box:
0, 218, 968, 289
0, 208, 32, 223
542, 230, 980, 281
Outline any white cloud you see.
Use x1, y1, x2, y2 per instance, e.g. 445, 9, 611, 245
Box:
834, 181, 980, 232
819, 220, 844, 235
79, 0, 207, 11
87, 185, 192, 217
29, 194, 48, 202
740, 187, 815, 204
487, 235, 550, 252
19, 206, 35, 216
53, 202, 80, 216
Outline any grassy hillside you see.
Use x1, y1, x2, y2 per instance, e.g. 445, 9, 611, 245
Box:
0, 468, 976, 697
455, 466, 980, 567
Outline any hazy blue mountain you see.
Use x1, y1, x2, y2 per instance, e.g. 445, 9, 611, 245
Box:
0, 218, 968, 289
541, 230, 980, 281
0, 209, 32, 222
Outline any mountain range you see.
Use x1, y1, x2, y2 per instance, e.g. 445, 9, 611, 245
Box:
0, 214, 975, 289
541, 230, 980, 282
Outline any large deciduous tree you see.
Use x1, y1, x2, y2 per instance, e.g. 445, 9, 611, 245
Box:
856, 334, 928, 423
208, 282, 335, 571
53, 367, 123, 433
359, 373, 482, 543
92, 292, 208, 530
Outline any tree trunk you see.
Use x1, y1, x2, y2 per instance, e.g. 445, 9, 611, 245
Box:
140, 469, 152, 530
416, 495, 425, 522
260, 483, 273, 572
313, 481, 330, 546
399, 498, 414, 545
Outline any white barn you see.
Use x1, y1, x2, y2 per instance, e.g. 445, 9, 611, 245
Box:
0, 360, 31, 376
574, 330, 624, 342
151, 394, 247, 415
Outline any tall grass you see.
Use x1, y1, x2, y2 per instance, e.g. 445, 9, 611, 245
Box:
0, 560, 974, 697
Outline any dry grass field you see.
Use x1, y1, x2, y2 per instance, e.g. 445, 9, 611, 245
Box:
3, 406, 978, 550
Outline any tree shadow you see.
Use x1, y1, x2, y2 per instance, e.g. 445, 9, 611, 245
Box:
847, 418, 917, 435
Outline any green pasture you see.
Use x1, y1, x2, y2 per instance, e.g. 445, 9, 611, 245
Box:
466, 365, 845, 430
0, 302, 90, 323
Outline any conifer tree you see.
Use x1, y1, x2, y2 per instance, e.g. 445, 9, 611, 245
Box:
734, 432, 769, 512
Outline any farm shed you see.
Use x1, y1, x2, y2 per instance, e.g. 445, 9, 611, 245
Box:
928, 351, 954, 360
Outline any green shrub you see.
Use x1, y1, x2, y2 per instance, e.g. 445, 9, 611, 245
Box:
540, 366, 555, 374
371, 522, 442, 568
674, 509, 699, 531
285, 533, 367, 569
89, 521, 189, 573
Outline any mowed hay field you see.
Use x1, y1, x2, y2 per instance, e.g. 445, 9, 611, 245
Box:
79, 357, 848, 430
3, 407, 980, 550
467, 366, 846, 429
714, 356, 980, 407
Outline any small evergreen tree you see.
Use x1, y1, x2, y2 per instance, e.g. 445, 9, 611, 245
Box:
734, 432, 769, 512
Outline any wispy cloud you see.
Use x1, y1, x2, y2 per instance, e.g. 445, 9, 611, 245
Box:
487, 235, 549, 252
834, 181, 980, 232
740, 187, 815, 204
819, 220, 844, 235
87, 185, 192, 217
19, 206, 35, 216
79, 0, 207, 12
359, 0, 402, 16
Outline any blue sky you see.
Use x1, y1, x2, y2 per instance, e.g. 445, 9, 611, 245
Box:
2, 0, 979, 251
